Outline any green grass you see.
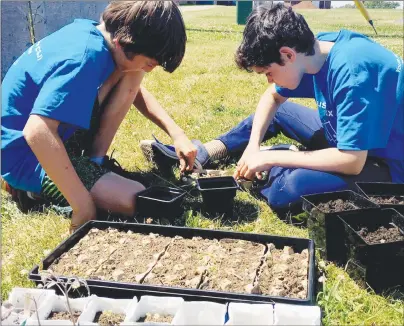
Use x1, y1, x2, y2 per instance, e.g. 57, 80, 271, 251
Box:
2, 7, 404, 325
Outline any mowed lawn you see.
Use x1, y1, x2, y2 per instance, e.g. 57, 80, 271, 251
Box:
2, 6, 403, 325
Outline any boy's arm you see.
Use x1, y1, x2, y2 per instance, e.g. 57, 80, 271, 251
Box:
237, 148, 367, 180
248, 84, 288, 149
23, 115, 96, 229
235, 84, 287, 177
134, 86, 196, 171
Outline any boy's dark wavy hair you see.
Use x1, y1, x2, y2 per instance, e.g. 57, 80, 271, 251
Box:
236, 3, 315, 71
102, 1, 186, 73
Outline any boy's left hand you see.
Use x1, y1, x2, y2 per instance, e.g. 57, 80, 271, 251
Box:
234, 151, 271, 180
173, 134, 197, 172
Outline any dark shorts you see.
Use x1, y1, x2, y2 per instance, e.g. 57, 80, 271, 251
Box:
40, 98, 110, 206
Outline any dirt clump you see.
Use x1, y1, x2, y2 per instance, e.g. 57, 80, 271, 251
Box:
199, 239, 265, 293
143, 236, 224, 288
315, 199, 358, 213
370, 196, 404, 205
138, 313, 174, 323
255, 245, 309, 299
94, 311, 125, 326
47, 311, 81, 322
358, 226, 404, 244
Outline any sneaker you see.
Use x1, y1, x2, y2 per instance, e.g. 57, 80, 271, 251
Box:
1, 178, 43, 213
140, 136, 210, 171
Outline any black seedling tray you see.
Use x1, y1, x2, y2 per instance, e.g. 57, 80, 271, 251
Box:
339, 208, 404, 264
301, 190, 379, 265
136, 186, 186, 220
197, 176, 239, 217
29, 221, 316, 305
356, 182, 404, 214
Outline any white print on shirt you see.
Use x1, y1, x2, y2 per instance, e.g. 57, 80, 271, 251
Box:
34, 41, 43, 61
317, 101, 327, 110
323, 121, 337, 144
394, 54, 402, 73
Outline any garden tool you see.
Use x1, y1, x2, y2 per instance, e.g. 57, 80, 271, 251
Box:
354, 0, 378, 35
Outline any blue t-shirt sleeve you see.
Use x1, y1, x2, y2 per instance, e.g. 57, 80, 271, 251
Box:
31, 59, 99, 129
335, 83, 387, 151
275, 74, 315, 98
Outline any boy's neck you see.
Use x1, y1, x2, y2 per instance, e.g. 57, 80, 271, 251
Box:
304, 40, 334, 75
96, 22, 114, 51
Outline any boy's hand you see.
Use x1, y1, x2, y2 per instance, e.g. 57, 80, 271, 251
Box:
173, 134, 197, 172
234, 150, 271, 181
70, 194, 97, 233
234, 144, 260, 180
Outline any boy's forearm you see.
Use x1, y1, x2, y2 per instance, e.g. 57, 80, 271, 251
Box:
264, 148, 368, 175
23, 115, 91, 209
134, 86, 185, 140
249, 86, 283, 148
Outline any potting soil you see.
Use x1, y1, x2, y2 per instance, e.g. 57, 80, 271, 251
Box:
315, 199, 358, 213
50, 228, 172, 283
199, 239, 265, 293
94, 311, 125, 326
49, 228, 310, 299
369, 196, 404, 205
255, 246, 309, 299
358, 226, 404, 244
138, 313, 174, 323
47, 310, 81, 322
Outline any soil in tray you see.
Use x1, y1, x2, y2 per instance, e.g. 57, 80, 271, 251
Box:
137, 313, 174, 323
49, 228, 172, 282
47, 311, 81, 322
199, 239, 266, 293
358, 226, 404, 244
255, 245, 309, 299
315, 199, 359, 213
94, 311, 125, 326
143, 236, 225, 288
369, 196, 404, 205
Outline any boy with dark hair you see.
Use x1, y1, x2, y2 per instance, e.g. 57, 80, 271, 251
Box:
1, 1, 197, 230
141, 3, 403, 215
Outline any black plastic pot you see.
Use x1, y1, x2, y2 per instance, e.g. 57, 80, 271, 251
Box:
29, 221, 316, 305
338, 208, 404, 264
136, 186, 186, 220
345, 257, 404, 294
197, 177, 239, 218
301, 190, 379, 265
356, 182, 404, 214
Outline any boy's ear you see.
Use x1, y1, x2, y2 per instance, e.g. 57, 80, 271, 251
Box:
279, 47, 296, 63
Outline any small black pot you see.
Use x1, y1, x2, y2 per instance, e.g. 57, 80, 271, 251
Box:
301, 190, 379, 265
136, 186, 186, 220
197, 176, 239, 218
338, 208, 404, 264
356, 182, 404, 214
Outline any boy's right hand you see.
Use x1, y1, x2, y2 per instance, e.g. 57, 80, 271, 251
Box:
234, 144, 260, 180
70, 194, 97, 233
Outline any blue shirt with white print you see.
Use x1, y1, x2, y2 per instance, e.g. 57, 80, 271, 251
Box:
275, 30, 404, 183
1, 19, 115, 192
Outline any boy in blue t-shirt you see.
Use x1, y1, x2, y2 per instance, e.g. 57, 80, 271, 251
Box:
1, 1, 197, 230
141, 3, 403, 215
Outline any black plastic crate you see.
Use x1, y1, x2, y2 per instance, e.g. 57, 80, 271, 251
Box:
356, 182, 404, 214
136, 186, 186, 219
196, 176, 239, 217
29, 221, 316, 305
338, 208, 404, 264
301, 190, 379, 265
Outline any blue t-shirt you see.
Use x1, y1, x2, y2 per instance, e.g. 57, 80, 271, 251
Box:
275, 30, 404, 183
1, 19, 115, 192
